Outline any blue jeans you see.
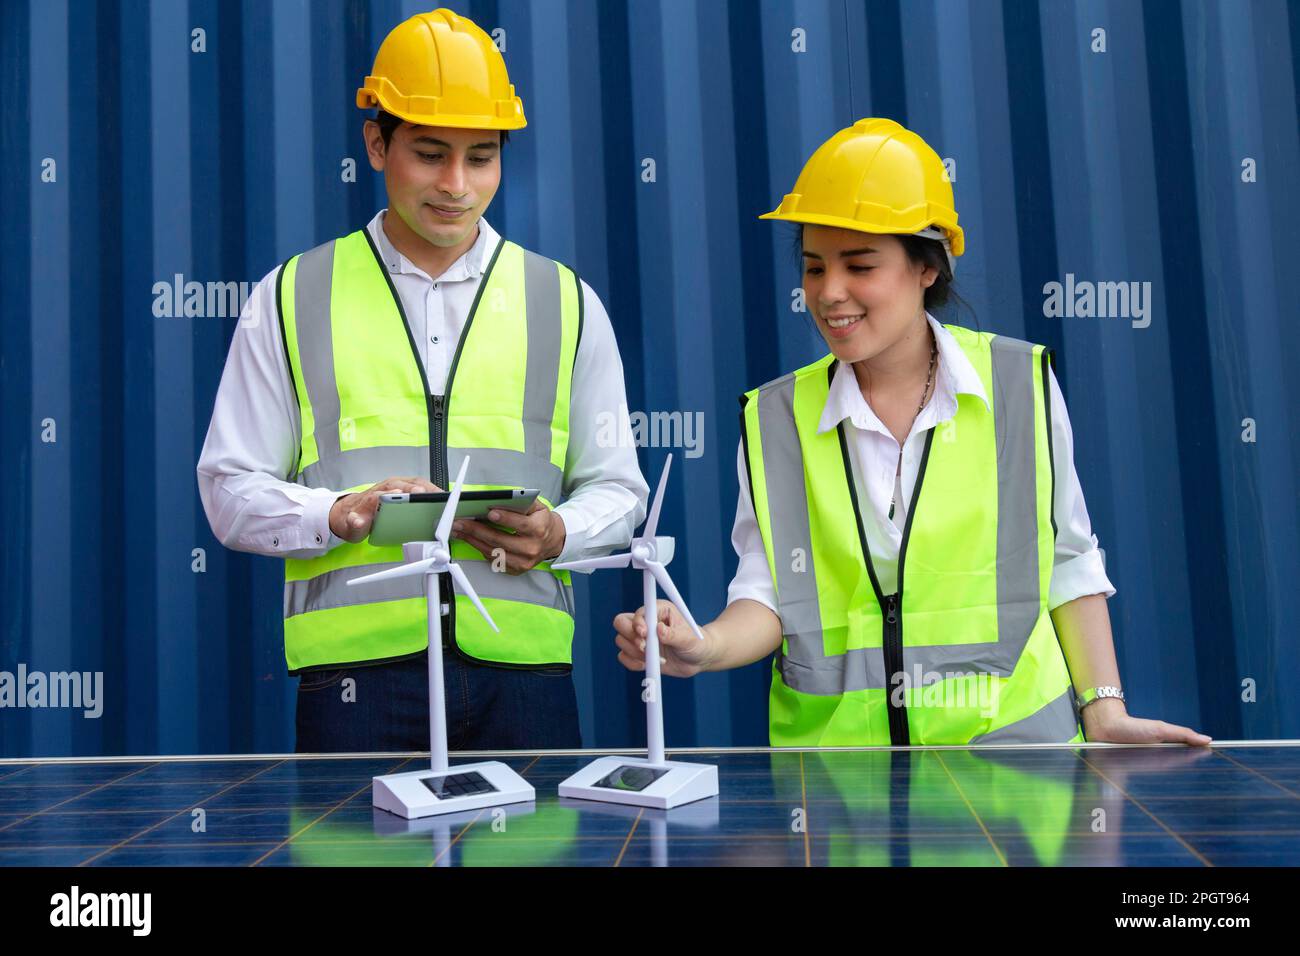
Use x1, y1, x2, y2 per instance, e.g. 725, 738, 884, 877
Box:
294, 651, 582, 753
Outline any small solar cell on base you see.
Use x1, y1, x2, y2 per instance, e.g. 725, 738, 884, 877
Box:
422, 771, 497, 799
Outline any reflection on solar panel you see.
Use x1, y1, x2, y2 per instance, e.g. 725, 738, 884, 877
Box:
420, 772, 497, 800
0, 744, 1296, 866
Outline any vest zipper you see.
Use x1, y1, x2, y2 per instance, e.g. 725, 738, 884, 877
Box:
375, 236, 566, 674
434, 240, 560, 670
431, 394, 446, 486
835, 370, 936, 746
429, 393, 452, 651
883, 589, 907, 744
887, 431, 934, 745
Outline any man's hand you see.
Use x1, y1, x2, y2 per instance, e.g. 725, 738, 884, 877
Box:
451, 500, 566, 574
328, 476, 443, 543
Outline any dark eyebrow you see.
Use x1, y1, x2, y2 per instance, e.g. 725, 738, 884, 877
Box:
409, 136, 500, 151
801, 246, 879, 260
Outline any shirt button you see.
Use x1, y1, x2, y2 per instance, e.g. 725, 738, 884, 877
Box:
272, 537, 279, 547
433, 283, 440, 291
315, 534, 322, 545
432, 335, 439, 344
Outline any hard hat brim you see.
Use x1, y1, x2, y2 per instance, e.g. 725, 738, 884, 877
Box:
759, 208, 965, 258
356, 87, 527, 131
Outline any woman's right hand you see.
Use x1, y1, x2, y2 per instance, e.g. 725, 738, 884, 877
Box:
613, 601, 714, 678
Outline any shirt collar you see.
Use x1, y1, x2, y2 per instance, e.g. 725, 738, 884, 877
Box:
817, 313, 991, 436
366, 208, 499, 282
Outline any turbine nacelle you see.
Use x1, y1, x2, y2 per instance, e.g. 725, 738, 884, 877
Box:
630, 536, 674, 567
405, 540, 452, 567
555, 455, 702, 643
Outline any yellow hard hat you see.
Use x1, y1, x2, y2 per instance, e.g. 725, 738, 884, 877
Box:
356, 8, 526, 130
760, 118, 964, 258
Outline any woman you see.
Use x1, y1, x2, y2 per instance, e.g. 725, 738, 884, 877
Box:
613, 118, 1211, 747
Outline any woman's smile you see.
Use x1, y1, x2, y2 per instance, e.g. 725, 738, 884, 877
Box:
823, 312, 865, 338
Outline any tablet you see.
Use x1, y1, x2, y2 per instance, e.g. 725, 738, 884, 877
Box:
368, 489, 540, 547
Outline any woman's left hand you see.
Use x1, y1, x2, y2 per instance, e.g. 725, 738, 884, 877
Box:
1081, 698, 1212, 746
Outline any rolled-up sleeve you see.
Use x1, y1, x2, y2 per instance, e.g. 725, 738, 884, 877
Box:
725, 440, 781, 616
1046, 365, 1117, 609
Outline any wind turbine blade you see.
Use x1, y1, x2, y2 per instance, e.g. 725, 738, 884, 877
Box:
348, 558, 436, 586
448, 561, 499, 633
647, 561, 705, 642
642, 453, 673, 539
552, 552, 632, 572
436, 456, 472, 546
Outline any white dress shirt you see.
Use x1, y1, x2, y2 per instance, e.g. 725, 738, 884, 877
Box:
197, 210, 648, 564
727, 313, 1115, 614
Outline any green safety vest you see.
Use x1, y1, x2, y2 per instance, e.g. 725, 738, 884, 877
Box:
275, 227, 583, 672
740, 324, 1085, 746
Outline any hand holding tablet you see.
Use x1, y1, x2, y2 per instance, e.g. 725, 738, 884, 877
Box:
368, 487, 540, 547
328, 476, 445, 544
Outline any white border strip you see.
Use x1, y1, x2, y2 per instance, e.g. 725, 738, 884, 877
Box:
1, 739, 1297, 766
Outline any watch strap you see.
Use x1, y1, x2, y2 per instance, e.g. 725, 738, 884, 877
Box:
1076, 685, 1125, 711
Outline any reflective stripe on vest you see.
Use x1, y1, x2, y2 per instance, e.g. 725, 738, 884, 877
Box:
741, 325, 1081, 745
277, 228, 581, 671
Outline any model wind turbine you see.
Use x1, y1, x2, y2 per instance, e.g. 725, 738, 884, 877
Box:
348, 455, 535, 818
553, 453, 719, 809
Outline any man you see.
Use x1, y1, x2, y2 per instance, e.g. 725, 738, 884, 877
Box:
197, 8, 647, 753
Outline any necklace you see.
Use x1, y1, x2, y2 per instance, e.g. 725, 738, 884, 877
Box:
888, 330, 938, 521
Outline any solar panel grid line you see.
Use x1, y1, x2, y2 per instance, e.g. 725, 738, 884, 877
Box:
612, 808, 643, 867
1212, 749, 1300, 799
76, 759, 290, 868
249, 756, 419, 867
0, 761, 162, 834
932, 750, 1009, 867
1072, 751, 1213, 867
432, 809, 488, 867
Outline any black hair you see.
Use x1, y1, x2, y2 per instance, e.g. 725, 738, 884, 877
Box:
790, 224, 979, 332
371, 109, 510, 152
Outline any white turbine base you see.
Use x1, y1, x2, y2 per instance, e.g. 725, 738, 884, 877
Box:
372, 761, 535, 819
558, 755, 718, 810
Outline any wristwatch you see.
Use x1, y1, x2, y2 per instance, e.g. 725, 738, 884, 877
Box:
1076, 685, 1125, 712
